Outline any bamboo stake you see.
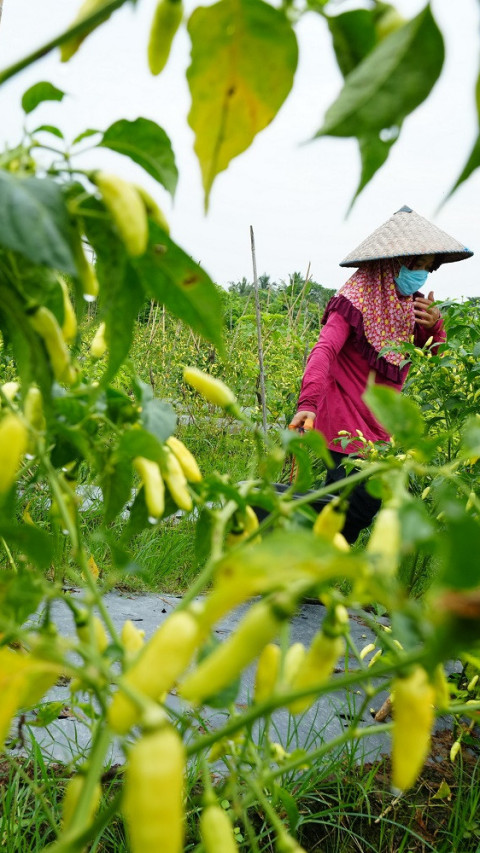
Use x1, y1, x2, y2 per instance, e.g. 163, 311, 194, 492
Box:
250, 226, 267, 434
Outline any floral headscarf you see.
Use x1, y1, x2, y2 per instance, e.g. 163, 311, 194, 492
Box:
322, 259, 416, 382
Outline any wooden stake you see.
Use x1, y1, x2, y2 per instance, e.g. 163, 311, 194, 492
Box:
250, 226, 267, 434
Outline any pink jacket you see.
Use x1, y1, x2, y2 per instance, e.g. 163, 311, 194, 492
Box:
297, 310, 446, 452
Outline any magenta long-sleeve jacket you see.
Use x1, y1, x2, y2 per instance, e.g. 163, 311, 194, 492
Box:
297, 309, 446, 453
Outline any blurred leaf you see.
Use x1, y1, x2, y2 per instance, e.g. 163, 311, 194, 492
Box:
447, 70, 480, 198
349, 132, 398, 211
140, 398, 177, 443
363, 383, 425, 448
437, 515, 480, 590
99, 118, 178, 197
460, 417, 480, 460
399, 501, 436, 548
316, 6, 444, 139
195, 508, 215, 563
84, 200, 145, 382
0, 567, 46, 625
327, 9, 376, 77
133, 222, 224, 353
72, 128, 101, 145
102, 457, 133, 525
119, 428, 163, 463
0, 173, 76, 273
29, 701, 65, 727
21, 82, 65, 114
187, 0, 298, 208
275, 785, 299, 832
32, 124, 64, 139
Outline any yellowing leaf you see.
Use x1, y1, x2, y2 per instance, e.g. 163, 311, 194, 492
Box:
86, 555, 100, 580
187, 0, 297, 209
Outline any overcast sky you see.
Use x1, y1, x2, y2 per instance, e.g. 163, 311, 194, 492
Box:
0, 0, 479, 300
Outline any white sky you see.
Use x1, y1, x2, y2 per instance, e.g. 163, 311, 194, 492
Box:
0, 0, 479, 300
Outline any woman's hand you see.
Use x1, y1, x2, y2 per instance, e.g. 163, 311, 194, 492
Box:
289, 410, 316, 431
414, 291, 442, 329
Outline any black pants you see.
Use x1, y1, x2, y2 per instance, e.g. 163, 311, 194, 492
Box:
325, 451, 381, 544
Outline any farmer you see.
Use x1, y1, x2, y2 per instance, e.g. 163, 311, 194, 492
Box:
290, 206, 473, 542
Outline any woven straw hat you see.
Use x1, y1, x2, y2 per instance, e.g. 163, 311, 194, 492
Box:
340, 205, 473, 268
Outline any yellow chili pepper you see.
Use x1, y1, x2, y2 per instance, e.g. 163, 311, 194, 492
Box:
29, 307, 77, 386
62, 773, 101, 831
161, 446, 192, 511
287, 631, 344, 714
0, 413, 28, 493
24, 385, 46, 434
148, 0, 184, 75
76, 614, 109, 654
391, 666, 435, 791
58, 278, 77, 342
93, 172, 148, 257
166, 435, 201, 482
71, 228, 99, 300
1, 381, 20, 402
366, 506, 401, 576
121, 619, 145, 660
123, 726, 185, 853
179, 594, 297, 706
200, 802, 239, 853
282, 642, 306, 687
183, 367, 236, 409
225, 505, 260, 548
90, 321, 107, 358
108, 609, 201, 734
254, 643, 280, 704
313, 499, 346, 540
133, 456, 165, 520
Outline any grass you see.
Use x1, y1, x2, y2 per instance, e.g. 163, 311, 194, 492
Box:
1, 697, 479, 852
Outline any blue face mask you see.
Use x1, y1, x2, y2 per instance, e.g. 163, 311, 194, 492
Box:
394, 266, 429, 296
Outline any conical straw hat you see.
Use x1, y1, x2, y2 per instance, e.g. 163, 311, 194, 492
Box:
339, 205, 473, 267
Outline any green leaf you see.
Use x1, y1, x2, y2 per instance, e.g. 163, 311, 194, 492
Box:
0, 567, 46, 625
84, 201, 145, 382
316, 5, 444, 139
447, 70, 480, 198
437, 514, 480, 590
32, 125, 65, 139
21, 82, 65, 115
363, 383, 425, 448
327, 9, 376, 78
141, 398, 177, 444
348, 131, 398, 212
133, 222, 224, 353
29, 702, 66, 727
447, 133, 480, 199
102, 456, 134, 525
460, 417, 480, 461
0, 525, 54, 570
119, 429, 164, 463
99, 118, 178, 196
0, 173, 76, 273
72, 128, 101, 145
187, 0, 298, 209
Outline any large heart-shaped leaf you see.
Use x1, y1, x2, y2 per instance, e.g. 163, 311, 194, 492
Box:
0, 173, 75, 273
187, 0, 298, 209
99, 118, 178, 196
316, 5, 444, 139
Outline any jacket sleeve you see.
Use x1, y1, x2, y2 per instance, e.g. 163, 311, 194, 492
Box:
297, 312, 351, 414
413, 317, 446, 351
